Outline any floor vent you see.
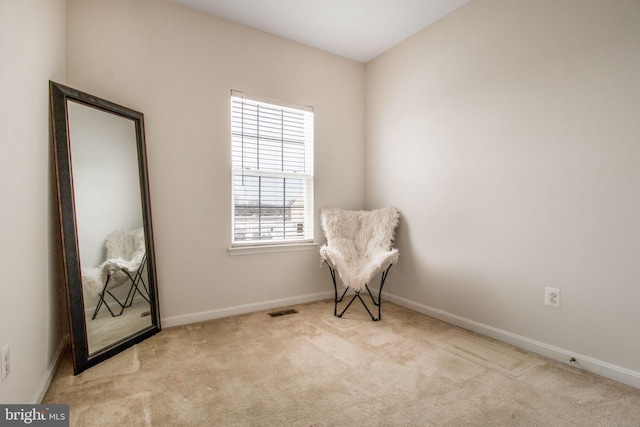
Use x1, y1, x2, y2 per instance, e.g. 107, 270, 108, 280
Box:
268, 309, 299, 318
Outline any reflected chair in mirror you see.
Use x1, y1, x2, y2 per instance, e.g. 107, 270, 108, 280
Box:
83, 228, 150, 319
320, 207, 400, 321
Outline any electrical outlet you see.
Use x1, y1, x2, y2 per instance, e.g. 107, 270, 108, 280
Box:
1, 343, 9, 382
545, 287, 561, 308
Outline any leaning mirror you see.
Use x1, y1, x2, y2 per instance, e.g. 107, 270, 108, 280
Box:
50, 81, 161, 375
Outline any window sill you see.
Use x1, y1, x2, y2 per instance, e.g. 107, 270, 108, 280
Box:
228, 242, 319, 256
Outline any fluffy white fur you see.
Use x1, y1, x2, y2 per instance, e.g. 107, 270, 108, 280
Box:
82, 228, 146, 297
320, 207, 399, 291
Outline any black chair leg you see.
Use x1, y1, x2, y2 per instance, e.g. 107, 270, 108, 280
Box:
92, 275, 127, 319
92, 256, 150, 320
328, 264, 393, 321
124, 255, 150, 308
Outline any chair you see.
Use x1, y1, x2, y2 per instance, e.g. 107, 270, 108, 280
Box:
320, 207, 399, 321
82, 228, 150, 319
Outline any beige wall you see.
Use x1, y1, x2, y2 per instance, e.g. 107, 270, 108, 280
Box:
7, 0, 639, 402
366, 0, 640, 380
0, 0, 67, 403
66, 0, 366, 324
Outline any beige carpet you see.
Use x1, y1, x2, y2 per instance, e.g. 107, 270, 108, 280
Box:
86, 296, 153, 354
43, 299, 640, 426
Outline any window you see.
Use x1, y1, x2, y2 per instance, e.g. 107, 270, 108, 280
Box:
231, 91, 314, 246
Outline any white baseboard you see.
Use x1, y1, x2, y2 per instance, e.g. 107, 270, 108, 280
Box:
384, 292, 640, 390
34, 336, 69, 404
161, 291, 333, 328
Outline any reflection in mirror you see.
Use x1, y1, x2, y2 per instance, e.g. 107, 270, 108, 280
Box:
50, 81, 160, 374
67, 101, 152, 354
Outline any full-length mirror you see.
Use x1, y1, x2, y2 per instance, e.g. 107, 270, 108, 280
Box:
50, 81, 160, 374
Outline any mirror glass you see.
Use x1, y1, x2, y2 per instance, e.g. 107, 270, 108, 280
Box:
67, 101, 153, 354
50, 81, 160, 374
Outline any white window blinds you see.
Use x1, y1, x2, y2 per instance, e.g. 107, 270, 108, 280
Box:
231, 91, 314, 245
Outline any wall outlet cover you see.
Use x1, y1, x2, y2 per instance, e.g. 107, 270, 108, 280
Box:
545, 287, 561, 308
1, 343, 9, 382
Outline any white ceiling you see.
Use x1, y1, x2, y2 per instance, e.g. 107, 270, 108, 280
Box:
170, 0, 469, 63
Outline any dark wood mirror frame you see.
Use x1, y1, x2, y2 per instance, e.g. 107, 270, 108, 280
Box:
50, 81, 161, 375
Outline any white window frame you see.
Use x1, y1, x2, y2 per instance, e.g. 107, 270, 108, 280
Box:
229, 90, 314, 251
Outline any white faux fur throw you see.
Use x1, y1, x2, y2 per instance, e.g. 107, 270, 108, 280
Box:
82, 228, 146, 297
320, 207, 399, 291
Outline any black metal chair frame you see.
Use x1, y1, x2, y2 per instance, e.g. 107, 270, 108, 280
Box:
91, 254, 150, 320
328, 264, 393, 321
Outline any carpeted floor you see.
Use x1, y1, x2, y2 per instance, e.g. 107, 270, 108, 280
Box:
43, 299, 640, 426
